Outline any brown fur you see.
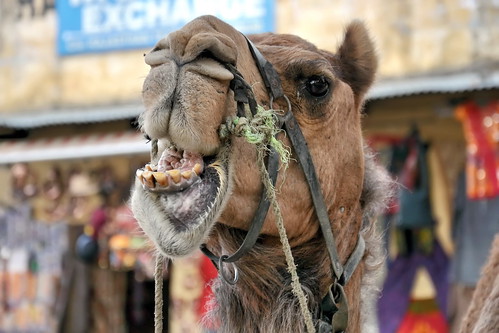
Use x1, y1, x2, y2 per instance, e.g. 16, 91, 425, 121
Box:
131, 15, 390, 332
459, 235, 499, 333
204, 151, 390, 333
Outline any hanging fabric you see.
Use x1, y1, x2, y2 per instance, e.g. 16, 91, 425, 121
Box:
396, 130, 435, 230
378, 128, 449, 333
455, 101, 499, 199
378, 240, 449, 333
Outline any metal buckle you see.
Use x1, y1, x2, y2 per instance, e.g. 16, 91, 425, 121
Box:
219, 254, 239, 285
331, 282, 348, 332
271, 95, 292, 129
319, 281, 349, 333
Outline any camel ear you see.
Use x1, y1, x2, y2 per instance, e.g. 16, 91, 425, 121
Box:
336, 21, 377, 98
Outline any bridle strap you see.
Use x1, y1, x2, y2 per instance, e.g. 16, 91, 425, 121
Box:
201, 35, 367, 330
200, 147, 279, 266
245, 36, 345, 282
277, 110, 345, 282
200, 62, 280, 279
245, 38, 285, 100
244, 37, 367, 332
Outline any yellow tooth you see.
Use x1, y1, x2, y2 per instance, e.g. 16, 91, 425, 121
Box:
193, 163, 203, 175
153, 172, 168, 186
168, 170, 181, 183
142, 171, 154, 187
145, 164, 154, 171
182, 170, 193, 180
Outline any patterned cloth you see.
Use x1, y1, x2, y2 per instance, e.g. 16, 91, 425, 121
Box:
397, 298, 448, 333
455, 101, 499, 199
378, 241, 449, 333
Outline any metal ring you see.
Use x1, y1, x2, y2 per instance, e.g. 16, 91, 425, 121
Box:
270, 95, 292, 113
219, 255, 239, 285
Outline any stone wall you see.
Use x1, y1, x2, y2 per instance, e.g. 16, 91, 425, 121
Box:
277, 0, 499, 76
0, 1, 149, 114
1, 0, 498, 114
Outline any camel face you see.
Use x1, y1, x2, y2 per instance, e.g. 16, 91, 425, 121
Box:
131, 15, 377, 258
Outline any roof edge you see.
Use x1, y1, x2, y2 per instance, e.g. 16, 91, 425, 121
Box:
0, 104, 142, 129
368, 69, 499, 100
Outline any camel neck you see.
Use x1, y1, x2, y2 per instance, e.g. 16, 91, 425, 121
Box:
205, 225, 363, 333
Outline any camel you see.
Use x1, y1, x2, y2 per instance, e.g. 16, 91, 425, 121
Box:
131, 15, 391, 332
459, 235, 499, 333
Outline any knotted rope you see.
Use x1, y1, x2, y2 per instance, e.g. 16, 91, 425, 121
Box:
153, 105, 315, 333
219, 105, 291, 166
221, 105, 316, 333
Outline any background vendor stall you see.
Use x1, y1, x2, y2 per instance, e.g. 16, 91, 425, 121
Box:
1, 0, 498, 332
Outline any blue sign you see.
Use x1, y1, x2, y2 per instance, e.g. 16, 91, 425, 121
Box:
57, 0, 275, 55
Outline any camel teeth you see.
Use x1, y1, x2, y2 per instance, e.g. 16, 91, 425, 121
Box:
145, 164, 154, 171
181, 170, 193, 180
153, 172, 168, 186
168, 170, 181, 183
193, 163, 203, 175
142, 171, 155, 188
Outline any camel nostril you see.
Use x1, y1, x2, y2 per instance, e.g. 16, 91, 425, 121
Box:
181, 32, 237, 66
197, 49, 226, 64
145, 38, 171, 67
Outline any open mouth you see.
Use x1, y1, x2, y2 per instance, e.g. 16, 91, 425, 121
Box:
136, 147, 205, 192
135, 145, 229, 233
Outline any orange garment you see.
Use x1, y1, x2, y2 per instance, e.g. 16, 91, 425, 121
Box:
455, 101, 499, 199
397, 299, 448, 333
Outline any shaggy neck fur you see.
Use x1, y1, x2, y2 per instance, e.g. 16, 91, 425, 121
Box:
204, 150, 390, 333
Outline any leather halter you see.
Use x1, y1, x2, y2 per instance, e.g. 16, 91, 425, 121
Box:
201, 36, 366, 333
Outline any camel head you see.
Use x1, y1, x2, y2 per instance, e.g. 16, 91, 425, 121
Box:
131, 15, 377, 260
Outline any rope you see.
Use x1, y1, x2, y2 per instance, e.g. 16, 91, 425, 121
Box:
154, 254, 165, 333
222, 106, 316, 333
219, 106, 291, 167
151, 105, 315, 332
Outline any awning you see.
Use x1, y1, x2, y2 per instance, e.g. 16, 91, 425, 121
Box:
0, 131, 150, 164
0, 104, 142, 129
368, 69, 499, 100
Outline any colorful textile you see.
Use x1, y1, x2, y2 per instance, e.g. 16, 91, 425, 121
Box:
397, 135, 435, 229
0, 204, 68, 332
450, 172, 499, 285
397, 298, 448, 333
455, 101, 499, 199
378, 241, 449, 333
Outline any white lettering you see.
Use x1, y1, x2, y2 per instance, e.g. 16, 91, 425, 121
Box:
99, 4, 121, 31
81, 5, 102, 33
145, 1, 169, 28
78, 0, 268, 35
170, 0, 194, 25
70, 0, 106, 7
192, 0, 217, 17
124, 1, 144, 30
243, 0, 265, 18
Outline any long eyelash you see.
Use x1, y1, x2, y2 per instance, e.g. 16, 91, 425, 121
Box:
144, 134, 151, 143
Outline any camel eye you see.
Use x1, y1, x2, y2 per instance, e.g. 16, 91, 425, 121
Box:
305, 75, 329, 97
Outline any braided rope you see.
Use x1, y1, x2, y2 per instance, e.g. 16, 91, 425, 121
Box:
222, 107, 316, 333
152, 106, 315, 333
154, 254, 164, 333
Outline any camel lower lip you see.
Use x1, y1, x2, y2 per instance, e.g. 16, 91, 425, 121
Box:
141, 155, 225, 232
158, 172, 218, 231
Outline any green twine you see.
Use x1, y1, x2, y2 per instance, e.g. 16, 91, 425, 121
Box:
219, 105, 316, 333
219, 105, 291, 168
